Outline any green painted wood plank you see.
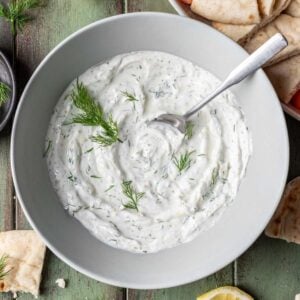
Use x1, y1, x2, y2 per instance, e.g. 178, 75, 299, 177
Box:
0, 3, 15, 299
126, 0, 175, 13
12, 1, 125, 299
0, 1, 14, 232
128, 267, 233, 300
126, 0, 234, 297
15, 0, 123, 226
236, 235, 300, 300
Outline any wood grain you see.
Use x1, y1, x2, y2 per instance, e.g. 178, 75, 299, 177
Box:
0, 2, 16, 300
1, 1, 124, 299
0, 0, 299, 299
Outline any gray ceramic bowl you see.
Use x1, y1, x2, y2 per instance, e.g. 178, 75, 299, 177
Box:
11, 13, 289, 289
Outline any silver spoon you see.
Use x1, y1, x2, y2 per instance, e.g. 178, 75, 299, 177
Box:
154, 33, 288, 133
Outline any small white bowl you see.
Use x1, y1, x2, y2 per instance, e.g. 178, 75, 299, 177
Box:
169, 0, 300, 121
11, 13, 289, 289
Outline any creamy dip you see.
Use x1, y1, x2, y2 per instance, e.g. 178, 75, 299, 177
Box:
46, 51, 252, 253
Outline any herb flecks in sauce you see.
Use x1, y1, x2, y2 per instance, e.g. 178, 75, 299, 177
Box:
173, 151, 195, 173
122, 180, 144, 212
46, 51, 252, 253
69, 81, 120, 146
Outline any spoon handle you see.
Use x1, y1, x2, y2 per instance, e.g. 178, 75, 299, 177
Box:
184, 33, 288, 119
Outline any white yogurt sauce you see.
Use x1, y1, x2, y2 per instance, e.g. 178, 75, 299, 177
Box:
46, 51, 252, 253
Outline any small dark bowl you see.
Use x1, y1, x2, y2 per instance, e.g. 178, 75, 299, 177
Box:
0, 51, 16, 132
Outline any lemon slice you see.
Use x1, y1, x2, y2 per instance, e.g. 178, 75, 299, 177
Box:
197, 286, 254, 300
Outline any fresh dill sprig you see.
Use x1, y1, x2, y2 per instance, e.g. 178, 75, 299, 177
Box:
122, 180, 144, 212
0, 82, 10, 107
202, 165, 220, 200
122, 91, 139, 109
173, 150, 194, 173
43, 140, 52, 157
0, 0, 41, 35
0, 255, 10, 280
69, 81, 121, 146
122, 91, 138, 103
90, 114, 120, 146
184, 122, 193, 139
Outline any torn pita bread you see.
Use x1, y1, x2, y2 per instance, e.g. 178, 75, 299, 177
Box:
212, 0, 291, 45
265, 55, 300, 103
245, 14, 300, 65
0, 230, 46, 298
191, 0, 261, 25
258, 0, 276, 16
284, 0, 300, 17
265, 177, 300, 242
212, 23, 256, 43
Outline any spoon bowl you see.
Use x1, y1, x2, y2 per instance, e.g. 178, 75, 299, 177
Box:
153, 33, 287, 132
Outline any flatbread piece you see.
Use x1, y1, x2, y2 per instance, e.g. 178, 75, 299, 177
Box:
265, 177, 300, 242
191, 0, 261, 25
284, 0, 300, 16
0, 230, 46, 298
245, 14, 300, 66
265, 55, 300, 103
212, 0, 291, 44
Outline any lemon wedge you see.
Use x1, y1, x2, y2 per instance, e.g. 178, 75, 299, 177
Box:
197, 286, 254, 300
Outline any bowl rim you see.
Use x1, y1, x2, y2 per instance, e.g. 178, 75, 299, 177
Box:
11, 12, 290, 289
0, 51, 17, 132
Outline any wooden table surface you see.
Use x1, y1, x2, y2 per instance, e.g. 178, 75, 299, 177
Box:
0, 1, 299, 299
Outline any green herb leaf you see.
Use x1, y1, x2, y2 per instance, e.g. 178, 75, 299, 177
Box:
211, 165, 219, 186
0, 0, 41, 35
43, 140, 52, 157
84, 147, 94, 154
0, 82, 10, 107
122, 180, 144, 212
184, 122, 193, 140
0, 255, 10, 280
67, 172, 76, 182
173, 150, 194, 173
122, 91, 138, 103
104, 184, 115, 192
69, 81, 121, 146
90, 175, 101, 179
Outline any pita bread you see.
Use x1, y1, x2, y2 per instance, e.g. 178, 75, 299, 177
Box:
265, 55, 300, 103
284, 0, 300, 17
212, 22, 256, 43
245, 14, 300, 65
212, 0, 291, 45
258, 0, 276, 16
191, 0, 261, 25
265, 177, 300, 242
0, 230, 46, 298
